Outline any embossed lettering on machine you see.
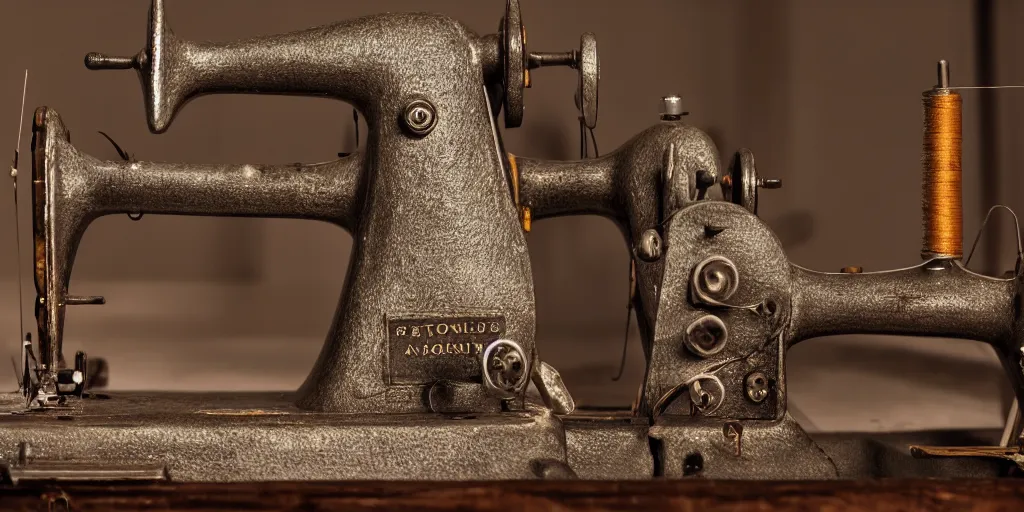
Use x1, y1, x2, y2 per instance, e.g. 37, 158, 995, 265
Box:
388, 316, 505, 383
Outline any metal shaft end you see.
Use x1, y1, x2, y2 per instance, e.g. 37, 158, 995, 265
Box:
85, 53, 135, 70
937, 60, 950, 89
661, 95, 684, 117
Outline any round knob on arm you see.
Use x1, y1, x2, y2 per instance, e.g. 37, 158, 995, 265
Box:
481, 339, 531, 399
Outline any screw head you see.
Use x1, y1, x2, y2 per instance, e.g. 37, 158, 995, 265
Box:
684, 315, 728, 357
482, 339, 530, 398
687, 374, 725, 414
692, 256, 739, 304
402, 100, 437, 136
637, 229, 663, 262
745, 371, 769, 403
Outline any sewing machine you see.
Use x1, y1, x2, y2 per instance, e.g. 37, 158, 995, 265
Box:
0, 0, 1021, 483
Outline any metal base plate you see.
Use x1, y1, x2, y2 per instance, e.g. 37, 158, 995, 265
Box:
0, 393, 1010, 482
0, 392, 568, 482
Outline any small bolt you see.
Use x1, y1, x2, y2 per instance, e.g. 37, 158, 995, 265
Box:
482, 340, 529, 398
745, 371, 769, 403
637, 229, 663, 262
693, 256, 739, 303
757, 178, 782, 189
660, 95, 689, 120
841, 266, 863, 274
684, 315, 728, 357
402, 100, 437, 136
687, 374, 725, 414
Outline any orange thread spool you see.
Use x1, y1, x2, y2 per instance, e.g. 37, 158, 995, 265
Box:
921, 88, 963, 259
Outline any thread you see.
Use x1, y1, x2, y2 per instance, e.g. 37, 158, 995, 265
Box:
922, 89, 963, 259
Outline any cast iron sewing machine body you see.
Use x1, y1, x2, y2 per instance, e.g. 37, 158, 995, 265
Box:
1, 0, 1022, 484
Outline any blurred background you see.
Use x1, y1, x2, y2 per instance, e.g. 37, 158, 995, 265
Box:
0, 0, 1021, 434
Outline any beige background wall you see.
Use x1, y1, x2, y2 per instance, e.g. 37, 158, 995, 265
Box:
0, 0, 1020, 433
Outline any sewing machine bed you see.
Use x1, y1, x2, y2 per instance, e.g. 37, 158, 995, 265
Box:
0, 392, 1006, 482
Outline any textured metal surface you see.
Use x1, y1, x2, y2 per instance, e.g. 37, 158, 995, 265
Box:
20, 0, 1024, 483
563, 413, 653, 480
578, 33, 599, 129
502, 0, 525, 128
0, 392, 568, 482
650, 415, 838, 479
46, 0, 555, 414
815, 431, 1008, 478
789, 260, 1024, 408
642, 201, 787, 420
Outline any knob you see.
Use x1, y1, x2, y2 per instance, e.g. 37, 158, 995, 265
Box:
726, 148, 781, 215
661, 95, 688, 120
482, 339, 531, 398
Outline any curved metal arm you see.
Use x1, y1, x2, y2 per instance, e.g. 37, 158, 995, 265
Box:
516, 122, 723, 242
788, 260, 1014, 346
515, 155, 619, 221
86, 0, 501, 133
789, 259, 1024, 411
31, 107, 363, 399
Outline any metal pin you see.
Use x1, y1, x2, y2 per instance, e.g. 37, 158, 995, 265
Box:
84, 53, 136, 70
937, 60, 950, 89
65, 296, 106, 306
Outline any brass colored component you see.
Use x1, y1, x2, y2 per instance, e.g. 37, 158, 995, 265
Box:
507, 153, 520, 206
922, 89, 963, 260
522, 26, 531, 88
840, 266, 863, 274
507, 153, 530, 232
911, 444, 1024, 471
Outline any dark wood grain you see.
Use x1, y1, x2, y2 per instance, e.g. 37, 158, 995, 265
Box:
2, 479, 1024, 511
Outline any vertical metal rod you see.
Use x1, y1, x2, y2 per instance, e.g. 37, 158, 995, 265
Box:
973, 0, 998, 274
937, 60, 950, 89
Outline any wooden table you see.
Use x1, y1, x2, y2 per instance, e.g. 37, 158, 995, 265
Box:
2, 479, 1023, 511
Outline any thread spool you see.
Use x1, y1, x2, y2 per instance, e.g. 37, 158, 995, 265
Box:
922, 60, 963, 260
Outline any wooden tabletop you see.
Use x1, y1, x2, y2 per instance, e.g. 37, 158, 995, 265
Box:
2, 479, 1024, 511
